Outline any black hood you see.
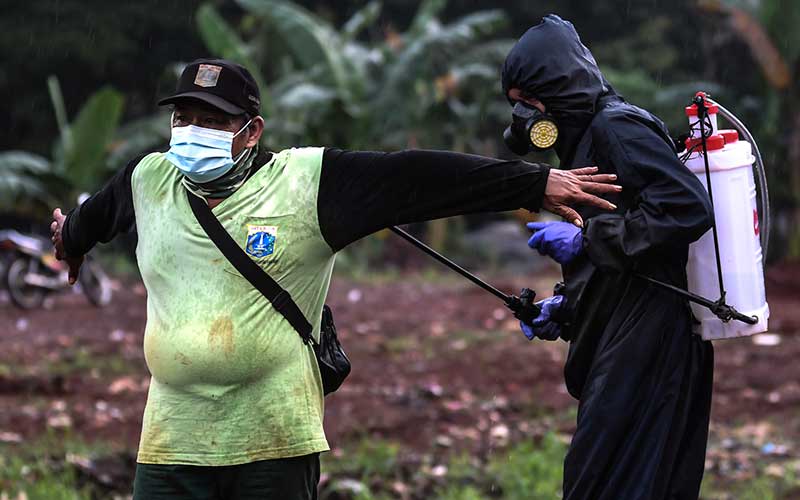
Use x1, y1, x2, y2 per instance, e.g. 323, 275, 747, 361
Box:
502, 15, 611, 163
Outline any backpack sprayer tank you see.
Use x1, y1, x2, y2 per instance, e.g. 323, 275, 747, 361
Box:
682, 92, 770, 340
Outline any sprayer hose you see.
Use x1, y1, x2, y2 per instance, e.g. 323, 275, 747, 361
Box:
715, 104, 770, 261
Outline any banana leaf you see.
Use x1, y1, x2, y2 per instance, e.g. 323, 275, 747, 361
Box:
236, 0, 367, 114
58, 87, 124, 193
0, 151, 58, 210
343, 1, 382, 40
106, 113, 171, 171
408, 0, 448, 38
196, 3, 273, 116
47, 75, 72, 153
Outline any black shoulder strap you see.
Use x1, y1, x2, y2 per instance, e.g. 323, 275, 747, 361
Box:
185, 190, 314, 343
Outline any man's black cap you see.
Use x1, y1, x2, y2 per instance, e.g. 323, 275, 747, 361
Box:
158, 58, 261, 116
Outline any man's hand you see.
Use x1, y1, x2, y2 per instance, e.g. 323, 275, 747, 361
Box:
543, 167, 620, 227
51, 208, 84, 285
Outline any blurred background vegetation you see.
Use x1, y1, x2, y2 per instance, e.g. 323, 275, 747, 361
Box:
2, 2, 800, 499
2, 0, 799, 262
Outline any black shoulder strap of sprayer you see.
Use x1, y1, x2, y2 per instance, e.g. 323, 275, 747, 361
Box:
694, 95, 728, 305
186, 190, 315, 344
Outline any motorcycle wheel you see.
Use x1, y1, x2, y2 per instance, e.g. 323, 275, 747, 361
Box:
0, 255, 9, 288
6, 257, 45, 309
79, 260, 112, 307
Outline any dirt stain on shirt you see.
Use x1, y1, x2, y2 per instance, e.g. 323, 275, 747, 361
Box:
174, 352, 192, 366
208, 316, 235, 359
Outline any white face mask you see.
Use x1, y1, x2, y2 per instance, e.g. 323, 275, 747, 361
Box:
165, 118, 252, 184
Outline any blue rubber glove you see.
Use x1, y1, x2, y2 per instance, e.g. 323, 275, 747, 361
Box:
519, 295, 564, 341
526, 221, 583, 265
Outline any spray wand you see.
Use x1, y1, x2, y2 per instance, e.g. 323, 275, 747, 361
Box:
389, 226, 541, 324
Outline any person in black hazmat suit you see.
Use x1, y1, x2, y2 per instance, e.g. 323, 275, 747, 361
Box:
502, 15, 716, 500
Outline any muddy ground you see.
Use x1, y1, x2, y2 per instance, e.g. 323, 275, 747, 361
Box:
0, 261, 799, 494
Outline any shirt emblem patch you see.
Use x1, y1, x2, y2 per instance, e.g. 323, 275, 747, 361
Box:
194, 64, 222, 88
245, 225, 277, 258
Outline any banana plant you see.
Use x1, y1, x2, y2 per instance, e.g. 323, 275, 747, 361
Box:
48, 76, 126, 195
0, 76, 132, 214
195, 0, 515, 249
0, 151, 57, 212
235, 0, 369, 115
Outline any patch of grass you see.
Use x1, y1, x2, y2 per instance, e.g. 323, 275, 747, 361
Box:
39, 348, 138, 378
0, 453, 92, 500
434, 484, 488, 500
322, 433, 568, 499
0, 431, 118, 500
486, 433, 566, 500
701, 465, 800, 499
321, 437, 403, 499
432, 454, 487, 499
383, 335, 419, 356
323, 437, 402, 480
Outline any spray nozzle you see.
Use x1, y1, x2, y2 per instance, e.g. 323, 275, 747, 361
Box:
506, 288, 541, 324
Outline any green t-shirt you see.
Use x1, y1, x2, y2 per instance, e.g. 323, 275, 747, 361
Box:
131, 148, 334, 465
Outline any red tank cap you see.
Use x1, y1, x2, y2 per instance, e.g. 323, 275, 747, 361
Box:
685, 134, 725, 152
719, 129, 739, 143
685, 91, 719, 116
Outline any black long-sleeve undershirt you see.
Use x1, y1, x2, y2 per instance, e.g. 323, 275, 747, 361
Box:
62, 148, 549, 257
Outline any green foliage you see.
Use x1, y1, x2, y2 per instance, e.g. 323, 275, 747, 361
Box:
432, 453, 487, 499
105, 113, 171, 171
700, 465, 800, 500
0, 151, 57, 211
194, 0, 512, 156
487, 433, 566, 499
57, 87, 125, 193
0, 454, 92, 500
195, 3, 272, 115
592, 16, 678, 75
0, 75, 166, 211
0, 432, 114, 500
408, 0, 448, 38
342, 1, 382, 40
323, 438, 402, 479
760, 0, 800, 62
321, 434, 567, 499
236, 0, 368, 113
0, 1, 205, 156
435, 484, 487, 500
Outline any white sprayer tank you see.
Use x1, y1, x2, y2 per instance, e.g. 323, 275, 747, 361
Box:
682, 94, 769, 340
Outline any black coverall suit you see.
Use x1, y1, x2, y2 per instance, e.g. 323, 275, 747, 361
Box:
503, 15, 715, 499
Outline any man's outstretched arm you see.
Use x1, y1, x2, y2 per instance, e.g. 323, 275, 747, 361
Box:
51, 156, 141, 283
317, 148, 619, 252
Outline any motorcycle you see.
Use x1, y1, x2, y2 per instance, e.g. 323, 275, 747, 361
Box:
0, 229, 112, 309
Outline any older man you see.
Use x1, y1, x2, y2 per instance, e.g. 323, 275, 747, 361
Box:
51, 58, 619, 499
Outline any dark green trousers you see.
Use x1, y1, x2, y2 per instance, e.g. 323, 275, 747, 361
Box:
132, 453, 319, 500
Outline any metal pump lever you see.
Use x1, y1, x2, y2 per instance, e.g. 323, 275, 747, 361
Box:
389, 226, 541, 323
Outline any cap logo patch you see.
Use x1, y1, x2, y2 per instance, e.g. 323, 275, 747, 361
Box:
194, 64, 222, 88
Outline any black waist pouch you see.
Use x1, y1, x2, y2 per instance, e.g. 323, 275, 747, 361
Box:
313, 305, 351, 394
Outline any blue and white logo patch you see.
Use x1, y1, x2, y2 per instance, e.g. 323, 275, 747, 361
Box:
245, 225, 277, 258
